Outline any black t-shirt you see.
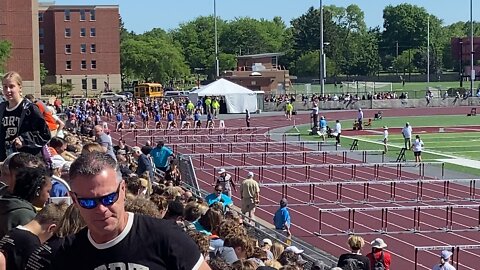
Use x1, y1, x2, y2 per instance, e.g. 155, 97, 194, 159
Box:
337, 253, 371, 270
0, 226, 41, 270
49, 213, 203, 270
1, 101, 24, 155
25, 235, 65, 270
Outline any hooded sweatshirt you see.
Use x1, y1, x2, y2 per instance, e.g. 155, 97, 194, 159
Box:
0, 194, 36, 238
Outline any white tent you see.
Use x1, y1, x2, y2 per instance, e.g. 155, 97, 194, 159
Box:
188, 78, 258, 113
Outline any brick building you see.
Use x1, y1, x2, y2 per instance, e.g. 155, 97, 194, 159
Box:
223, 53, 293, 93
39, 2, 120, 97
0, 0, 41, 95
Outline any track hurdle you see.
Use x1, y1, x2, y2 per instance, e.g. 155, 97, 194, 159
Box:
259, 178, 479, 205
170, 141, 339, 154
188, 150, 384, 167
214, 162, 445, 182
316, 204, 480, 236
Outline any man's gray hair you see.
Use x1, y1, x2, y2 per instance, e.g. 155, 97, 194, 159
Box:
69, 152, 122, 183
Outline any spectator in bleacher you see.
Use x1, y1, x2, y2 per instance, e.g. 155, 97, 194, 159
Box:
279, 247, 307, 268
194, 208, 223, 236
132, 146, 154, 184
271, 242, 285, 261
366, 238, 391, 270
205, 184, 233, 209
24, 204, 87, 270
412, 135, 424, 163
149, 194, 169, 219
432, 250, 456, 270
164, 160, 182, 186
213, 168, 235, 198
0, 202, 67, 270
215, 233, 251, 265
273, 198, 292, 242
51, 152, 210, 269
208, 257, 233, 270
337, 235, 370, 270
401, 122, 413, 149
0, 72, 51, 162
81, 142, 105, 155
0, 166, 52, 238
113, 139, 130, 156
261, 238, 274, 261
187, 230, 211, 260
125, 196, 161, 218
150, 141, 174, 172
93, 125, 116, 161
0, 152, 44, 196
240, 172, 260, 222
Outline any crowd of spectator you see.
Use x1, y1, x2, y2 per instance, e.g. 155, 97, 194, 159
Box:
0, 71, 457, 270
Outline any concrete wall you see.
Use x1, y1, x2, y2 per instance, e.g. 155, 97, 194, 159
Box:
264, 97, 480, 112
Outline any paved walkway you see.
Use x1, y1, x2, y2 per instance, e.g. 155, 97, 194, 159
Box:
437, 158, 480, 169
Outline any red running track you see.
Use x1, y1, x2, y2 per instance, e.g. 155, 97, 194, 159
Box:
107, 106, 480, 269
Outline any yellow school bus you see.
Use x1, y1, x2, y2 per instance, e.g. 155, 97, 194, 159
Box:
134, 83, 164, 98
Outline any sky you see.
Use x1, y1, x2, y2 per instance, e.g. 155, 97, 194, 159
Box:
43, 0, 477, 34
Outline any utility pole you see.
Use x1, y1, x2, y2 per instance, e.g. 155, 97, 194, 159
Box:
319, 0, 325, 96
214, 0, 219, 79
470, 0, 475, 96
427, 15, 430, 85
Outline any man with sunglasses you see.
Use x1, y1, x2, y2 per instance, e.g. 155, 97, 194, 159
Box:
205, 184, 233, 210
46, 152, 210, 270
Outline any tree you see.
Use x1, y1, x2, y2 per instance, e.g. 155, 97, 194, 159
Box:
0, 40, 11, 73
40, 63, 48, 85
171, 16, 228, 78
41, 83, 72, 96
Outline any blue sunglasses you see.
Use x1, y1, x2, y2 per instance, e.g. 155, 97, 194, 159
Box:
74, 183, 122, 209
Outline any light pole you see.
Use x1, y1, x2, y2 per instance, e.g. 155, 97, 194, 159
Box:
460, 39, 464, 87
427, 15, 430, 85
470, 0, 475, 96
319, 0, 325, 96
214, 0, 219, 78
60, 75, 63, 103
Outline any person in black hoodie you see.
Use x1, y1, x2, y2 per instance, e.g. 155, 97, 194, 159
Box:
0, 71, 51, 162
0, 167, 52, 238
337, 235, 370, 270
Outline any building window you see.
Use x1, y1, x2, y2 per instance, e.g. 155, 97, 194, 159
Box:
80, 9, 86, 21
39, 44, 44, 54
90, 28, 96, 37
82, 79, 87, 90
65, 44, 71, 54
38, 13, 44, 22
81, 60, 87, 70
39, 28, 44, 38
80, 28, 86, 37
65, 28, 71, 37
90, 44, 96, 53
90, 10, 96, 21
91, 60, 97, 69
92, 78, 97, 90
66, 79, 72, 85
64, 10, 70, 21
66, 61, 72, 70
80, 44, 86, 53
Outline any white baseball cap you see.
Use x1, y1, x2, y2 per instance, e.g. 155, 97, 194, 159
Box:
247, 171, 254, 178
218, 168, 226, 174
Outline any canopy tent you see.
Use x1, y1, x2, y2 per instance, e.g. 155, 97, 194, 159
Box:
189, 78, 259, 113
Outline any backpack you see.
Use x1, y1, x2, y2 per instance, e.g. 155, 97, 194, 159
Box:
373, 251, 385, 270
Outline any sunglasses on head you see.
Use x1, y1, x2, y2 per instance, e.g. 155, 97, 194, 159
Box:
74, 182, 122, 209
